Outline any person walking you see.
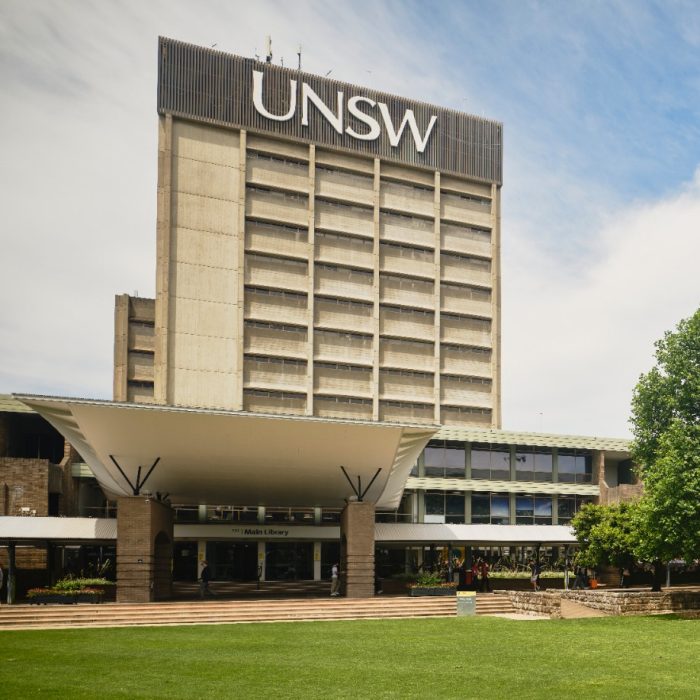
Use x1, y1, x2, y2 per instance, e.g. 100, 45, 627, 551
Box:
330, 562, 340, 596
199, 560, 213, 599
530, 560, 541, 591
479, 558, 491, 593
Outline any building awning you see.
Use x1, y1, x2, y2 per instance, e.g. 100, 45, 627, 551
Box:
375, 523, 577, 545
0, 517, 117, 544
15, 395, 437, 509
0, 518, 575, 546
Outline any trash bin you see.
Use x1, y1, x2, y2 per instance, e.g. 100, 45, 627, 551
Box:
456, 590, 476, 616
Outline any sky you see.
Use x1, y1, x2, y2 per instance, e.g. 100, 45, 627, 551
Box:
1, 0, 699, 438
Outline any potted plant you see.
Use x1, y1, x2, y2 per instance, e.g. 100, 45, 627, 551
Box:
26, 577, 115, 605
409, 572, 457, 597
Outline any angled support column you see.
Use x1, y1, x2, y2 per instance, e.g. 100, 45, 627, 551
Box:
340, 500, 375, 598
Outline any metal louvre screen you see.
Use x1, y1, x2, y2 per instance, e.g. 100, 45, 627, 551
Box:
158, 37, 502, 184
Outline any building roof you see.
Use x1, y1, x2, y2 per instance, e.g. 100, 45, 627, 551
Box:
434, 426, 631, 453
0, 394, 35, 414
14, 394, 437, 509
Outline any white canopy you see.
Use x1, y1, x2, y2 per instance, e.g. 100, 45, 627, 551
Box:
16, 395, 436, 509
375, 523, 577, 545
0, 516, 117, 543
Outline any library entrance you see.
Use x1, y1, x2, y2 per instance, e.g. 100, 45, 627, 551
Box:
206, 542, 259, 581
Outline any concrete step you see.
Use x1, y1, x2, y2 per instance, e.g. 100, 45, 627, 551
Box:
0, 597, 460, 630
475, 593, 517, 616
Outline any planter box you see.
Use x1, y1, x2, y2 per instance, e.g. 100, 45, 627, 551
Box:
410, 587, 457, 597
29, 593, 103, 605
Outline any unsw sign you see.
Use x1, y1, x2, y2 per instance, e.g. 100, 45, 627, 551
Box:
252, 70, 438, 154
157, 37, 503, 183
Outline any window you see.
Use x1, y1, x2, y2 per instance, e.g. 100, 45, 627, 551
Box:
515, 496, 552, 525
618, 459, 636, 485
558, 495, 592, 524
471, 444, 510, 480
471, 492, 509, 524
424, 441, 465, 478
515, 447, 553, 482
425, 491, 465, 524
558, 450, 593, 483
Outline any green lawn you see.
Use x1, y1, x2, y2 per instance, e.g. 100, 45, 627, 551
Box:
1, 616, 698, 699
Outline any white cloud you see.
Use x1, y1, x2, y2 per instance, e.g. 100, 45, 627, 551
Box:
502, 169, 700, 437
1, 1, 698, 442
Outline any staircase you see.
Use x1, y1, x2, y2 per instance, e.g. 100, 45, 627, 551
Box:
0, 596, 454, 630
475, 592, 517, 616
0, 593, 516, 631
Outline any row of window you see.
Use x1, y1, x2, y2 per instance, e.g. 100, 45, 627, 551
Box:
174, 493, 587, 528
246, 182, 492, 242
424, 492, 590, 525
421, 442, 593, 484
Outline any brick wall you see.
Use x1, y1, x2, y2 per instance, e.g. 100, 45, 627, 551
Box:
116, 497, 173, 603
0, 457, 49, 516
340, 501, 375, 598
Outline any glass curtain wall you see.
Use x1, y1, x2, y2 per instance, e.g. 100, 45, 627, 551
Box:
515, 448, 553, 481
471, 444, 510, 480
558, 449, 593, 483
424, 441, 465, 477
425, 491, 466, 523
471, 492, 509, 524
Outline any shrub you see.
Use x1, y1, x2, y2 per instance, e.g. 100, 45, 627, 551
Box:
53, 578, 114, 591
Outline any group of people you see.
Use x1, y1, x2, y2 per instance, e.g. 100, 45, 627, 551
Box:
469, 558, 492, 592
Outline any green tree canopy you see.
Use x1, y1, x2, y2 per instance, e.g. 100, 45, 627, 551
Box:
631, 308, 700, 472
634, 423, 700, 564
630, 307, 700, 565
571, 502, 639, 570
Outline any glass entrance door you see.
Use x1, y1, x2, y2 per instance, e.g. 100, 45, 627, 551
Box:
206, 542, 259, 581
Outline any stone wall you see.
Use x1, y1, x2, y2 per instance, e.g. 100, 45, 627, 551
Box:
508, 589, 700, 618
562, 589, 700, 616
506, 591, 563, 618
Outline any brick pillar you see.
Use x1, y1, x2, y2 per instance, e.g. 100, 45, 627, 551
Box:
340, 501, 375, 598
116, 497, 173, 603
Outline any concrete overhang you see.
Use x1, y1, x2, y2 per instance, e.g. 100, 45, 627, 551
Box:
375, 523, 577, 545
0, 516, 117, 544
15, 395, 437, 509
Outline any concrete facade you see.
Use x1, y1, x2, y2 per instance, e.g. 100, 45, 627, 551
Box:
117, 117, 502, 428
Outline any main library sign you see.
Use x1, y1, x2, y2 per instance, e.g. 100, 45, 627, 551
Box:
157, 36, 502, 183
174, 523, 340, 540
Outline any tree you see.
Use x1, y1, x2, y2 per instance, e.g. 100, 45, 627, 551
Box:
630, 307, 700, 577
571, 502, 639, 570
634, 423, 700, 565
631, 308, 700, 471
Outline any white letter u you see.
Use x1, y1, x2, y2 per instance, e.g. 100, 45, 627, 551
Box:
252, 70, 297, 121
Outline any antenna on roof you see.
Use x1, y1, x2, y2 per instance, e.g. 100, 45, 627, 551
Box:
265, 35, 272, 63
297, 44, 302, 70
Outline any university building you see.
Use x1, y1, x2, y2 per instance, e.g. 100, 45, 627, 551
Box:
1, 38, 638, 602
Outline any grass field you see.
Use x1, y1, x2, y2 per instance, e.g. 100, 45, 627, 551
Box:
1, 615, 698, 699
